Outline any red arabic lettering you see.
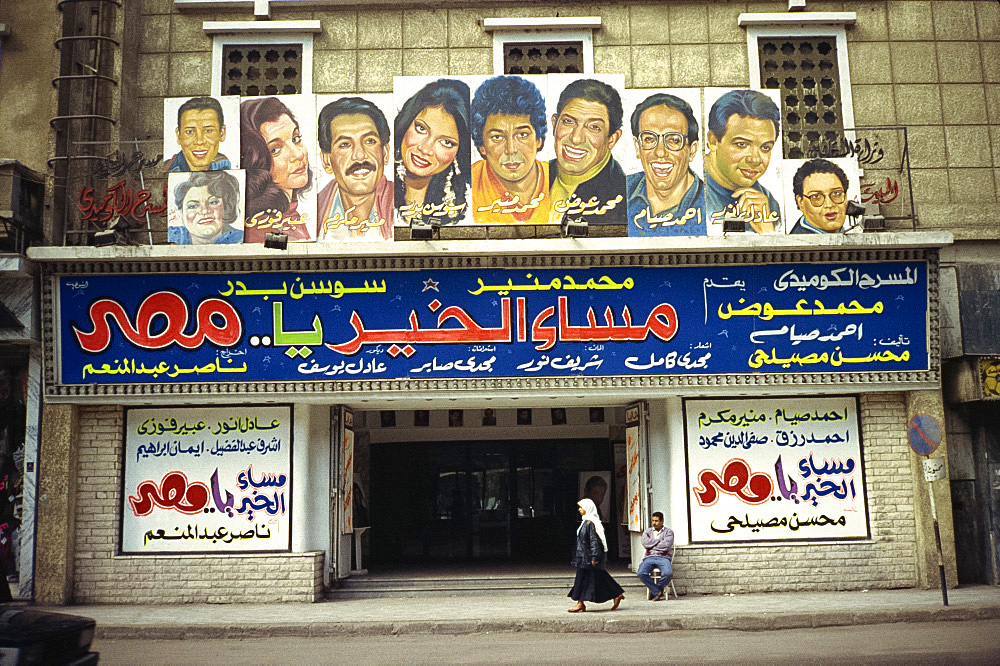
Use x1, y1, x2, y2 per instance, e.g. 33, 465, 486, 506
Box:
78, 180, 168, 224
72, 291, 243, 353
860, 178, 899, 205
327, 296, 678, 355
693, 458, 773, 506
128, 471, 210, 516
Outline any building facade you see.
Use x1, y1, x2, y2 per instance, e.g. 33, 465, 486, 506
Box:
5, 0, 998, 604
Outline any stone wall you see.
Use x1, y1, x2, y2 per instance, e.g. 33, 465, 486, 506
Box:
674, 392, 918, 594
71, 393, 917, 600
72, 405, 323, 604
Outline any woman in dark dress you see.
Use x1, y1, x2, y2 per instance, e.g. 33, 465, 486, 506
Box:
568, 498, 625, 612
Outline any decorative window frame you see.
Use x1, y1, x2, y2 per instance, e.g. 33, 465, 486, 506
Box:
741, 14, 857, 135
205, 21, 320, 97
484, 17, 600, 76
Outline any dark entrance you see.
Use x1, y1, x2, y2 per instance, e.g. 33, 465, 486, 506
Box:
370, 438, 614, 565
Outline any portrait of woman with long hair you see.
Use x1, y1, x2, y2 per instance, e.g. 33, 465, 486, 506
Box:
241, 96, 315, 242
393, 78, 471, 226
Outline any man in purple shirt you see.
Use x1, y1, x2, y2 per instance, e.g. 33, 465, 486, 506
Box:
637, 511, 674, 601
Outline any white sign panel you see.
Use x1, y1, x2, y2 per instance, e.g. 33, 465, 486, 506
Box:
121, 406, 292, 553
341, 424, 354, 535
684, 396, 869, 543
625, 423, 642, 532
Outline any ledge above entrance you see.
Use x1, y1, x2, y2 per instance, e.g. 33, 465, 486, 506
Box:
27, 232, 954, 264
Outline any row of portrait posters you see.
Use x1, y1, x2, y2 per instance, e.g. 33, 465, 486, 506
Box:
162, 77, 864, 245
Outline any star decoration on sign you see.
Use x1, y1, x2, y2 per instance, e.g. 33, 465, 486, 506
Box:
422, 277, 439, 292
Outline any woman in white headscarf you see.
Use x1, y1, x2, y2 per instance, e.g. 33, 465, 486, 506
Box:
567, 498, 625, 612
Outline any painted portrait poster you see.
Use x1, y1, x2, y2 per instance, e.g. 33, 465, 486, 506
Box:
162, 96, 241, 173
684, 397, 869, 543
314, 93, 395, 242
166, 169, 246, 245
545, 74, 628, 226
622, 88, 705, 236
393, 76, 472, 227
240, 94, 318, 243
468, 75, 553, 225
121, 406, 292, 554
702, 88, 784, 235
781, 157, 862, 235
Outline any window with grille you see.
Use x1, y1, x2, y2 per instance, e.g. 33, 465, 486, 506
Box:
503, 42, 583, 75
757, 37, 845, 159
221, 44, 302, 96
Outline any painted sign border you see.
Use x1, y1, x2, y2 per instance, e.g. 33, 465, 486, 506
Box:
682, 394, 872, 545
118, 403, 294, 555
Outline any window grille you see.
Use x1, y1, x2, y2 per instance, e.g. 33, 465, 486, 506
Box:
221, 44, 302, 96
503, 42, 583, 75
758, 37, 845, 159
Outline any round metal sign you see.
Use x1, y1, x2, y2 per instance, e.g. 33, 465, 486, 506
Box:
908, 413, 941, 456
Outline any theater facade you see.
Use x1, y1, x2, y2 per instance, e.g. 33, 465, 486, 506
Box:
29, 230, 952, 603
20, 0, 981, 604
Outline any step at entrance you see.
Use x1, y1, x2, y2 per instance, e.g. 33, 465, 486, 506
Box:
326, 566, 650, 599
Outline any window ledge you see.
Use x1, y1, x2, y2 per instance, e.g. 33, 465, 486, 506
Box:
738, 12, 856, 27
202, 20, 321, 35
483, 16, 602, 32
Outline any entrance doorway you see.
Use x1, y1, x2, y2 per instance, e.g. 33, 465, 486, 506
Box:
369, 438, 614, 565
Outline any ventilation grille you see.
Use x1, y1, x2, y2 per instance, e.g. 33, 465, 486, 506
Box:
222, 44, 302, 96
758, 37, 844, 159
503, 42, 583, 75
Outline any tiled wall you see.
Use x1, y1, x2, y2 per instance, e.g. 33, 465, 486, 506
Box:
674, 392, 918, 594
70, 393, 916, 601
72, 405, 322, 604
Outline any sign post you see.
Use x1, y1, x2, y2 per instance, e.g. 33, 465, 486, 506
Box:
908, 413, 947, 606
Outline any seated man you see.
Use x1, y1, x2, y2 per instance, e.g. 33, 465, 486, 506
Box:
637, 511, 674, 601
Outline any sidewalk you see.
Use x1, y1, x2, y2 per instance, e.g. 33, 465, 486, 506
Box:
33, 585, 1000, 639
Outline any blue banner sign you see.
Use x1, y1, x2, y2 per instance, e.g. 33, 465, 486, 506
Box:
58, 261, 928, 385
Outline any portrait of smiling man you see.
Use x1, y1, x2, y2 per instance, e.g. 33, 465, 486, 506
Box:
626, 92, 705, 236
470, 76, 550, 224
704, 89, 783, 233
166, 96, 233, 172
548, 78, 627, 225
316, 96, 394, 241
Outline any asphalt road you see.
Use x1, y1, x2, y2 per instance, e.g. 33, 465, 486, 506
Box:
94, 619, 1000, 664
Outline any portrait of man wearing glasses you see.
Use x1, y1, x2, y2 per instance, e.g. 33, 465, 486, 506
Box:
626, 93, 704, 236
789, 159, 851, 234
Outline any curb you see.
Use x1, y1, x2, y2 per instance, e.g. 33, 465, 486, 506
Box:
94, 604, 1000, 640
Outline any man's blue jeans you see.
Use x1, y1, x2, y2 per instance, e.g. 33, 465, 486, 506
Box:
637, 556, 672, 597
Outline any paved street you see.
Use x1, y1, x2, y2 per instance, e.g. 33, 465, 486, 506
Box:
94, 619, 1000, 664
40, 585, 1000, 640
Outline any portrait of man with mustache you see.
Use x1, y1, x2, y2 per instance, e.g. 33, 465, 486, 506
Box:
316, 96, 394, 241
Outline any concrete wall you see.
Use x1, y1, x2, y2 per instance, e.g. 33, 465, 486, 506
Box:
0, 2, 60, 174
71, 405, 323, 604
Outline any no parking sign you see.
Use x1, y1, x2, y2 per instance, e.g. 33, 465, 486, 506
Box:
908, 413, 941, 456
